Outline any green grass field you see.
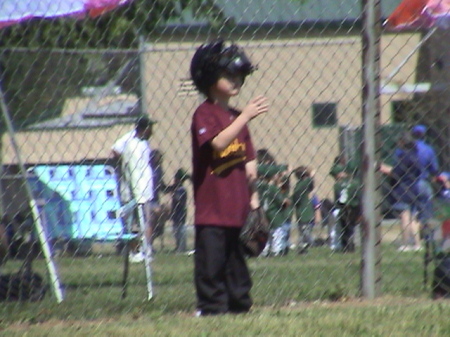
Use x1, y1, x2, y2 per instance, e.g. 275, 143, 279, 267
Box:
1, 225, 450, 336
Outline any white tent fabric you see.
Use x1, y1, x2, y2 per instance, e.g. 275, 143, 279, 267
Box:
0, 0, 130, 28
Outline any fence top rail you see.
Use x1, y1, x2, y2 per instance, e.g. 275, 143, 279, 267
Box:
0, 37, 361, 54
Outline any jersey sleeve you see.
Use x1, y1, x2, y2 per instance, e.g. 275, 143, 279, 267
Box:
192, 106, 223, 148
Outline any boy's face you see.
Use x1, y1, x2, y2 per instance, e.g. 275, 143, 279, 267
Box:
212, 72, 245, 97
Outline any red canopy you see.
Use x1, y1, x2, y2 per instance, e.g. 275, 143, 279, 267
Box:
384, 0, 450, 30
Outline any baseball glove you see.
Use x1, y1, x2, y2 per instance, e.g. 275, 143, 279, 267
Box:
240, 207, 270, 257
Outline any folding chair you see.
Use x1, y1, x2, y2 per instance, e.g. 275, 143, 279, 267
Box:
29, 164, 152, 300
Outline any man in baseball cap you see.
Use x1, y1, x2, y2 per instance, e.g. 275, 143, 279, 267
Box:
411, 124, 427, 137
111, 114, 157, 263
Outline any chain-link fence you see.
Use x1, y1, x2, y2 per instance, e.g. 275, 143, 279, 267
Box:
0, 0, 449, 320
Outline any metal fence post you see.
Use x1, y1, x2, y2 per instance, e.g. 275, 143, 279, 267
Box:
361, 0, 382, 299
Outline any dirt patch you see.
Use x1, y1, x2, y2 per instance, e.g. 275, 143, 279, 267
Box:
2, 317, 118, 332
2, 296, 445, 332
281, 295, 438, 310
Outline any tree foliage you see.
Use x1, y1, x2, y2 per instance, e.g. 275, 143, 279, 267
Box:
0, 0, 229, 48
0, 1, 230, 131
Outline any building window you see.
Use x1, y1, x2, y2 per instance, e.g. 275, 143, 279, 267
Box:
391, 100, 416, 123
312, 102, 337, 127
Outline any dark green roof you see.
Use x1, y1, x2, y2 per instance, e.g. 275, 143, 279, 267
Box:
167, 0, 400, 27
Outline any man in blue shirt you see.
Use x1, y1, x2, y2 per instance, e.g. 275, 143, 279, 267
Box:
395, 125, 439, 227
381, 132, 423, 251
412, 125, 439, 177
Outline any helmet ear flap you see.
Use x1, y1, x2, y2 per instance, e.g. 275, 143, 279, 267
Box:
190, 39, 225, 96
190, 44, 215, 96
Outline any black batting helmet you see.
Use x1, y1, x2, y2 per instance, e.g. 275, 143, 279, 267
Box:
190, 39, 256, 96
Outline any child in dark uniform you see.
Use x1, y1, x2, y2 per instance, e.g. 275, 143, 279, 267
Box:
292, 166, 315, 254
170, 169, 189, 253
330, 163, 361, 252
190, 39, 269, 316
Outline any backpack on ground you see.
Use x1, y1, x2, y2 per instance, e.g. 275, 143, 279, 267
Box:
0, 271, 47, 302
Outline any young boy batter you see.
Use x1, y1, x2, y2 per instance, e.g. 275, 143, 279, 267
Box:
190, 39, 269, 316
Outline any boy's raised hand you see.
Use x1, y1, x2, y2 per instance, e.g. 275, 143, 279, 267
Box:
242, 95, 269, 120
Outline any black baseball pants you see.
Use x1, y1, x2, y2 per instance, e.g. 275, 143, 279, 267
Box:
194, 225, 252, 315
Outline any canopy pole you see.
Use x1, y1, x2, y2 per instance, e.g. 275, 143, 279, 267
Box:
383, 27, 437, 85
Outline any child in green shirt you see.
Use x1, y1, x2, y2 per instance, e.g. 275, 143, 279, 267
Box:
258, 164, 292, 256
292, 166, 315, 254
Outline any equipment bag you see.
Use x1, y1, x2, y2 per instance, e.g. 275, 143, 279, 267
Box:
0, 272, 47, 302
432, 255, 450, 299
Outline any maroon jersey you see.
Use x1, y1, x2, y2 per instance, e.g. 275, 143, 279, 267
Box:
191, 100, 256, 227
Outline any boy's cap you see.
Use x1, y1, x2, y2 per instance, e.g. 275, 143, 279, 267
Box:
411, 124, 426, 136
293, 166, 310, 178
258, 164, 288, 179
175, 168, 190, 182
279, 174, 290, 185
135, 115, 157, 128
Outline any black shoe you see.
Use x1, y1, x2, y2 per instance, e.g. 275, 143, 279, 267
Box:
342, 243, 355, 253
297, 243, 309, 255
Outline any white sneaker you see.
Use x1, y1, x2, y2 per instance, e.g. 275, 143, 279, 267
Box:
129, 252, 145, 263
398, 245, 417, 252
413, 245, 423, 252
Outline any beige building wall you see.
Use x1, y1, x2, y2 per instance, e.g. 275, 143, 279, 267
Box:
2, 33, 421, 214
2, 95, 138, 164
380, 33, 423, 123
141, 33, 421, 201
